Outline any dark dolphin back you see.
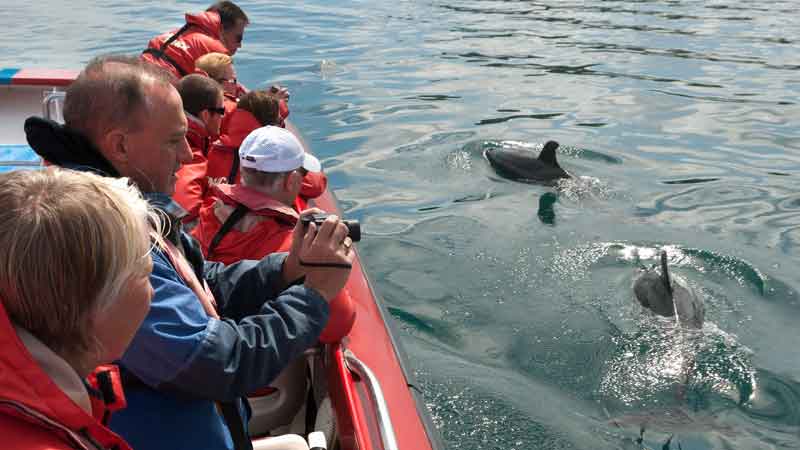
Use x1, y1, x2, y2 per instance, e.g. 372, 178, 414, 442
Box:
485, 140, 570, 184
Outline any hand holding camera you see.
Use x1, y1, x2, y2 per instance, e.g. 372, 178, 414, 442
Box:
284, 209, 356, 301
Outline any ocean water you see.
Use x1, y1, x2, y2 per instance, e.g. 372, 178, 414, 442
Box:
2, 1, 800, 448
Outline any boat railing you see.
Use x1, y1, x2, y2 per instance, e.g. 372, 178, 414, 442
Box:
42, 89, 66, 123
343, 349, 399, 450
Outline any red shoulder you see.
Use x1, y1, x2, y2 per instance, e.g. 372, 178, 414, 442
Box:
0, 414, 75, 450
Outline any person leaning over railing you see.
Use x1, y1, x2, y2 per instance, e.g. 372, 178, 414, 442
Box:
24, 54, 354, 450
194, 52, 291, 134
142, 1, 249, 78
0, 168, 160, 450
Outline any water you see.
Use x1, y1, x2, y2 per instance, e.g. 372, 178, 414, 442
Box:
2, 1, 800, 448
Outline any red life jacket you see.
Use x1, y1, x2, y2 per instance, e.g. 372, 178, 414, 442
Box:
141, 11, 229, 78
192, 184, 299, 265
173, 116, 213, 223
0, 301, 132, 450
208, 109, 328, 208
207, 108, 260, 183
191, 184, 354, 343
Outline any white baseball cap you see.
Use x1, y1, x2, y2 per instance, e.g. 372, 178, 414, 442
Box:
239, 126, 321, 173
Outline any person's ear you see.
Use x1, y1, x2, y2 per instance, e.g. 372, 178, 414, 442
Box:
286, 170, 303, 191
199, 109, 213, 127
101, 128, 129, 165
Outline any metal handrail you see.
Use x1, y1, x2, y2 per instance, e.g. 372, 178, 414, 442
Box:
343, 349, 399, 450
42, 89, 66, 123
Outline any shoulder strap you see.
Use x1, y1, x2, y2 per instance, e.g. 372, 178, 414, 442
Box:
141, 23, 192, 77
207, 203, 250, 258
227, 152, 240, 184
158, 23, 192, 54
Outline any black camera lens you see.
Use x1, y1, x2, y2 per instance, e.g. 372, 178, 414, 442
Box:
301, 213, 361, 242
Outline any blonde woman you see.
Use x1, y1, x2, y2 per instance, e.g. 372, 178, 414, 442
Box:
195, 51, 241, 99
0, 168, 159, 450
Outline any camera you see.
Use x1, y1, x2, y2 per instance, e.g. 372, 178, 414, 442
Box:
301, 213, 361, 242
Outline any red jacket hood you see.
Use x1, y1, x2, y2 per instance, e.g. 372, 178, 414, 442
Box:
185, 11, 222, 39
0, 302, 129, 449
219, 109, 261, 148
186, 113, 213, 151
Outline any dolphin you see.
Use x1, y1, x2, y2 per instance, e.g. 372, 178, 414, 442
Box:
485, 140, 571, 184
633, 251, 704, 328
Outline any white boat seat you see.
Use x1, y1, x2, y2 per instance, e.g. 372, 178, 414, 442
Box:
251, 434, 308, 450
248, 356, 308, 436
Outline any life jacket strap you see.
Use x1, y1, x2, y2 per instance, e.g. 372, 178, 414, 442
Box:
141, 23, 192, 77
227, 152, 240, 184
207, 203, 250, 258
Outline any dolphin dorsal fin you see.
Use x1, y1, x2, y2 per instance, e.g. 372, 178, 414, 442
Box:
660, 250, 672, 296
538, 141, 560, 167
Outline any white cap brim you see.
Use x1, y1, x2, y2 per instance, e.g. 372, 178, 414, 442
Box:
302, 153, 322, 172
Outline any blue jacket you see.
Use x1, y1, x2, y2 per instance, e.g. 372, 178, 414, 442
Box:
25, 118, 330, 450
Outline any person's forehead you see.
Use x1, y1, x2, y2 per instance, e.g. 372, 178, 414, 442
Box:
146, 88, 187, 134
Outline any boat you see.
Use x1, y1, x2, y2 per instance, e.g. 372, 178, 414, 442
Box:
0, 67, 443, 450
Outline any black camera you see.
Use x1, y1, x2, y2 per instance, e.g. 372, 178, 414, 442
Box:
301, 213, 361, 242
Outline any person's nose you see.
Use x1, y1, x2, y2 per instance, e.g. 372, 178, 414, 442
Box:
178, 137, 192, 163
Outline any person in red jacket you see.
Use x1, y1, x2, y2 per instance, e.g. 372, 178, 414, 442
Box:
193, 125, 322, 263
142, 1, 249, 78
0, 168, 159, 450
194, 53, 292, 137
192, 126, 353, 342
207, 90, 311, 192
172, 74, 226, 224
194, 52, 243, 123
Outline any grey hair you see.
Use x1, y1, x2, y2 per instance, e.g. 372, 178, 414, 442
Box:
64, 54, 176, 143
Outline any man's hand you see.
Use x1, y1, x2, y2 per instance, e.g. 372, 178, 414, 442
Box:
270, 85, 290, 101
282, 209, 354, 301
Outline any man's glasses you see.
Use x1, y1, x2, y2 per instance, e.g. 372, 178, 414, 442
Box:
207, 107, 226, 116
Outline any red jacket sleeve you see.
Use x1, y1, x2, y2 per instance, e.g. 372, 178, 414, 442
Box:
173, 152, 209, 222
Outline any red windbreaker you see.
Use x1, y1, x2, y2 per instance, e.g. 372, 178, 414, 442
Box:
141, 11, 229, 78
0, 301, 131, 450
173, 115, 213, 222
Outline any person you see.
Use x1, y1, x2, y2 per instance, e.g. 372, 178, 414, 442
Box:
0, 168, 159, 450
142, 1, 249, 78
195, 52, 291, 135
192, 126, 355, 344
24, 54, 354, 450
207, 90, 315, 195
193, 125, 321, 263
195, 51, 244, 112
173, 73, 226, 223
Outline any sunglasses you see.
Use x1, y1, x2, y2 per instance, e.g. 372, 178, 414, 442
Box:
218, 77, 238, 85
207, 107, 226, 116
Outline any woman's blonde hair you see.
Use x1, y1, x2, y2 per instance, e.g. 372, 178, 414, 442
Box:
195, 52, 233, 81
0, 168, 160, 357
